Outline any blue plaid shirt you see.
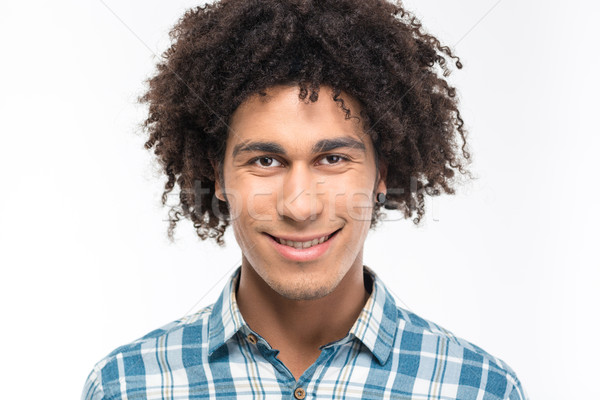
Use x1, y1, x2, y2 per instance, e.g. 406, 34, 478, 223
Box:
82, 266, 529, 399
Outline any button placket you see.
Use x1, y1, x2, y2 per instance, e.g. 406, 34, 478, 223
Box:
294, 387, 306, 399
246, 333, 258, 344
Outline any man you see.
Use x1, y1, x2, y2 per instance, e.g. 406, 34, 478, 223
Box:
82, 0, 529, 398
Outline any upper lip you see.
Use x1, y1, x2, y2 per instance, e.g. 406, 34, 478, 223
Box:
266, 228, 341, 242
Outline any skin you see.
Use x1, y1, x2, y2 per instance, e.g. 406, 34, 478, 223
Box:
213, 84, 387, 381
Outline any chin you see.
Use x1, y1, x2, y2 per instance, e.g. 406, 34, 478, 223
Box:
274, 285, 333, 301
265, 269, 342, 301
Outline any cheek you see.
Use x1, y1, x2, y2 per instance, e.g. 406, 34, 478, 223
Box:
246, 192, 279, 222
328, 176, 374, 221
230, 176, 280, 222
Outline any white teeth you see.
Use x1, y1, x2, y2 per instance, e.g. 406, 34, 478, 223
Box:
276, 234, 332, 249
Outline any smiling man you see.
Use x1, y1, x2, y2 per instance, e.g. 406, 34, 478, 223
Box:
219, 84, 385, 379
82, 0, 529, 399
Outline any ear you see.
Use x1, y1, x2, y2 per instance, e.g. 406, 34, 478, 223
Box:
210, 160, 225, 202
376, 159, 387, 195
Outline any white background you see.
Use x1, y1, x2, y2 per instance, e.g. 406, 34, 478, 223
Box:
1, 0, 598, 398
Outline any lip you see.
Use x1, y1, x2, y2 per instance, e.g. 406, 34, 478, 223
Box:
264, 228, 342, 262
267, 229, 339, 242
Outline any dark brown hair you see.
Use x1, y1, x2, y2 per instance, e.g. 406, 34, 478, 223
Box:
139, 0, 473, 246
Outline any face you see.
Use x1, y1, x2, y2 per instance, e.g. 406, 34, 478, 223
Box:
214, 84, 386, 301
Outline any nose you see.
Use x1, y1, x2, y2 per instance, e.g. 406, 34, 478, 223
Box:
278, 163, 325, 222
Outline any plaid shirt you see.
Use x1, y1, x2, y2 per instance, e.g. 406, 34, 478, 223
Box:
82, 266, 529, 399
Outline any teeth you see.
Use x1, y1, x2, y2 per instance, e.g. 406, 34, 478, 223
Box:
276, 233, 331, 249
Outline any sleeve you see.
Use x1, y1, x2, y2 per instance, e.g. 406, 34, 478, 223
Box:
81, 367, 105, 400
508, 376, 530, 400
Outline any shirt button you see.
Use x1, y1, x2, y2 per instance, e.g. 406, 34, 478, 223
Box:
294, 387, 306, 399
246, 333, 258, 344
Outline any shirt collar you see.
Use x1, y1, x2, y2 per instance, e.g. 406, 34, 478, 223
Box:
208, 265, 399, 365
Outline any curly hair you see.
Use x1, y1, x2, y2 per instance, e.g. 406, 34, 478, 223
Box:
138, 0, 473, 246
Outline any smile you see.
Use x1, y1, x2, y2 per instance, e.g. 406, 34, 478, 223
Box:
267, 228, 341, 249
272, 231, 337, 249
264, 228, 342, 262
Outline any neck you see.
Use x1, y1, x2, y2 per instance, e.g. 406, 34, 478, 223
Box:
236, 259, 371, 351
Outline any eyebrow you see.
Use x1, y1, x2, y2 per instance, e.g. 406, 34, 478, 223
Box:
232, 136, 366, 158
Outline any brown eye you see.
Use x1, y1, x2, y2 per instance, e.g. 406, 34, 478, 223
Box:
318, 154, 348, 165
252, 156, 282, 168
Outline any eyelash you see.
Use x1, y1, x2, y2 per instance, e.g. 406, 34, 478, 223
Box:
248, 154, 351, 168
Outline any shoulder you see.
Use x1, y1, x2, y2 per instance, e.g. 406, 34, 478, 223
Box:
101, 305, 213, 368
81, 305, 214, 400
392, 305, 528, 399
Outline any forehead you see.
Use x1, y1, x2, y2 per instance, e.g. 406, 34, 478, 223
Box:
226, 85, 371, 151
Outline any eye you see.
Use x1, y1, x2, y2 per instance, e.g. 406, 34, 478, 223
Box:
250, 156, 283, 168
317, 154, 349, 165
